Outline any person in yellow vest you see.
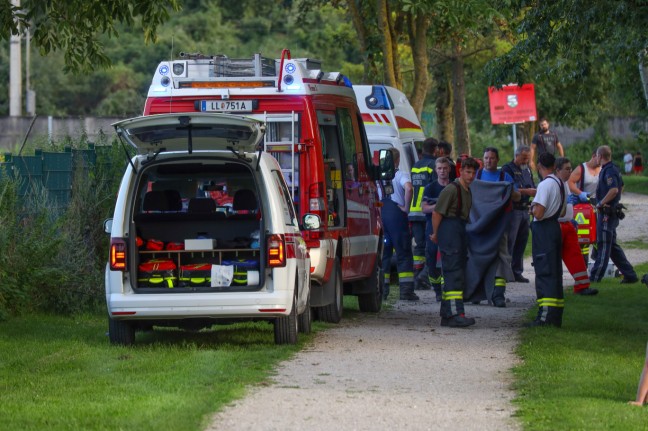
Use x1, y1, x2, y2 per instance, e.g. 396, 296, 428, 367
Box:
408, 138, 438, 290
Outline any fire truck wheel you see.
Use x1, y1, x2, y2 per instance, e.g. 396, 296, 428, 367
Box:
108, 318, 135, 346
298, 286, 312, 334
358, 256, 383, 313
274, 292, 298, 344
318, 261, 343, 324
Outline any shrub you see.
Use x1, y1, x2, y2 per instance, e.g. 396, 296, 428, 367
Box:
0, 137, 127, 319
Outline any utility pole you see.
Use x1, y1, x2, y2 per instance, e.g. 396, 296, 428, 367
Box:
9, 0, 22, 117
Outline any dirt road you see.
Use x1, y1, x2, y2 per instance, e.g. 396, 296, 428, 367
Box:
206, 193, 648, 431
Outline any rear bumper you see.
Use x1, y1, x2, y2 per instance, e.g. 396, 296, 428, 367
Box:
107, 290, 293, 319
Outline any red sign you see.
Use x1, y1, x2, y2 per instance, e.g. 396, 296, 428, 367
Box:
488, 84, 537, 125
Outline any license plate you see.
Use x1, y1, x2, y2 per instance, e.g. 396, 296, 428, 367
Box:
200, 100, 254, 112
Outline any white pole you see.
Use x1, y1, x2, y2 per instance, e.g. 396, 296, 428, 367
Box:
512, 123, 517, 152
9, 0, 22, 117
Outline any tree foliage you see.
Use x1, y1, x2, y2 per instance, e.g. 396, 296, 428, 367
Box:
485, 0, 648, 120
1, 0, 180, 73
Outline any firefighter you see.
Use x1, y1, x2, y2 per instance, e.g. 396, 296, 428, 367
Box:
475, 147, 521, 308
382, 148, 418, 301
421, 157, 453, 301
430, 157, 480, 327
528, 153, 567, 327
589, 146, 638, 284
555, 157, 598, 295
409, 138, 438, 290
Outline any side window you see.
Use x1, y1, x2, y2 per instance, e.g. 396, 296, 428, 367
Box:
272, 170, 297, 226
337, 108, 357, 170
317, 110, 346, 227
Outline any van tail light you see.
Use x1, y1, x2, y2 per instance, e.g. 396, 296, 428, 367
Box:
267, 234, 286, 267
110, 238, 128, 271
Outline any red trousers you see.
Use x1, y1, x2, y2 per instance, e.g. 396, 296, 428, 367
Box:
560, 221, 590, 292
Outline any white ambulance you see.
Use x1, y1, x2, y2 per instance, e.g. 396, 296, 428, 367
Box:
104, 113, 314, 345
353, 85, 426, 175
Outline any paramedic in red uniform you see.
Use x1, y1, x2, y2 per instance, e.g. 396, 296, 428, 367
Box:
381, 148, 418, 301
555, 157, 598, 296
528, 153, 566, 327
430, 157, 480, 328
589, 146, 638, 284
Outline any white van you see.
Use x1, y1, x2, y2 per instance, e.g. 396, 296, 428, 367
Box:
104, 113, 314, 345
353, 85, 426, 174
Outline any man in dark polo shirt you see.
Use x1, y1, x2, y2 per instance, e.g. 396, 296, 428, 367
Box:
502, 145, 536, 283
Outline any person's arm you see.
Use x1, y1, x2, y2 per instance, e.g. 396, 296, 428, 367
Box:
598, 187, 619, 207
557, 141, 565, 157
530, 202, 546, 220
401, 181, 413, 213
430, 211, 443, 244
519, 187, 537, 197
568, 165, 583, 194
630, 343, 648, 406
529, 143, 537, 172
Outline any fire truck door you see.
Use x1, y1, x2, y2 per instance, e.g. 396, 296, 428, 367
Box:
317, 111, 346, 229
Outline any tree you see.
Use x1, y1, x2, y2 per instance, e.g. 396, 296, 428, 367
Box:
322, 0, 430, 116
1, 0, 180, 73
486, 1, 648, 116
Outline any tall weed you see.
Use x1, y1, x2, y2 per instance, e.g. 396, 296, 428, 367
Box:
0, 138, 127, 319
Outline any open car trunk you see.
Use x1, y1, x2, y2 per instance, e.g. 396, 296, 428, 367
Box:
129, 157, 265, 293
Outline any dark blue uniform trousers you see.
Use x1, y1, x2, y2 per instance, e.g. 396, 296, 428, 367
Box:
589, 213, 636, 281
381, 199, 415, 297
508, 209, 530, 278
438, 217, 467, 318
531, 219, 564, 326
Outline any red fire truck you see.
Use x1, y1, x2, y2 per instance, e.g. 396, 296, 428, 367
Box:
143, 49, 390, 320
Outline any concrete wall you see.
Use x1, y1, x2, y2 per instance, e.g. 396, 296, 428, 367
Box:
0, 116, 124, 151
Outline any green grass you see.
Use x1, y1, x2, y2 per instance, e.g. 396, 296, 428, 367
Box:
622, 175, 648, 195
514, 263, 648, 430
0, 311, 339, 431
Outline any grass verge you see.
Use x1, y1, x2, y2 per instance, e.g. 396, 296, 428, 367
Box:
514, 262, 648, 430
0, 309, 341, 431
622, 176, 648, 195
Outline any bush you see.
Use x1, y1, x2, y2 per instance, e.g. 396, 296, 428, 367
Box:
0, 138, 126, 319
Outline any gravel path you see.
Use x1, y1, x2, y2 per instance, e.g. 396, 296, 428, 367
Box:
205, 193, 648, 431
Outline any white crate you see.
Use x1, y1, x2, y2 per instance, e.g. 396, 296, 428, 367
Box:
184, 239, 216, 251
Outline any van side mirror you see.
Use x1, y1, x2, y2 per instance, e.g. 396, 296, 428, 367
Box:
302, 214, 321, 230
378, 149, 395, 181
103, 218, 113, 234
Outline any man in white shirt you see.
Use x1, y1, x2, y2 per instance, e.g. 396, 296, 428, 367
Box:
528, 152, 567, 327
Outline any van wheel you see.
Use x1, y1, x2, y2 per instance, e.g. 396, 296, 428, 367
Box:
274, 293, 298, 344
318, 261, 343, 323
108, 318, 135, 346
358, 256, 383, 313
298, 290, 312, 334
